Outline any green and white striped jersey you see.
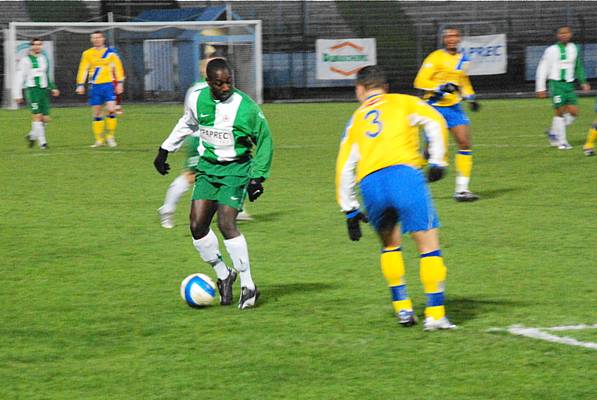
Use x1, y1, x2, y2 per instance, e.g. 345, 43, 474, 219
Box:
535, 42, 586, 92
161, 85, 273, 179
13, 53, 56, 98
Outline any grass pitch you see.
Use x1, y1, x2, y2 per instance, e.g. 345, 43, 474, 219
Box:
1, 98, 595, 399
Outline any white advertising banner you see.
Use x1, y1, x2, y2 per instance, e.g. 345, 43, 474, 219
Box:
460, 34, 507, 75
316, 38, 376, 80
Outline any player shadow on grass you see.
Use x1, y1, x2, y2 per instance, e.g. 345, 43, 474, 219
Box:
445, 296, 524, 325
436, 187, 521, 200
258, 282, 336, 306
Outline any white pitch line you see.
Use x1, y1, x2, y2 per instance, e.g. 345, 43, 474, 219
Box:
31, 150, 125, 156
488, 324, 597, 350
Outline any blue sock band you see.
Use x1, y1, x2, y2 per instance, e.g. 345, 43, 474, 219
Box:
381, 246, 401, 253
94, 117, 103, 121
107, 114, 116, 118
426, 292, 445, 307
390, 285, 409, 302
420, 249, 441, 258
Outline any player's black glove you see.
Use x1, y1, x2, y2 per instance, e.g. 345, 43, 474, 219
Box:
468, 100, 481, 112
247, 178, 265, 202
439, 82, 459, 94
427, 164, 445, 183
153, 147, 170, 175
345, 209, 368, 241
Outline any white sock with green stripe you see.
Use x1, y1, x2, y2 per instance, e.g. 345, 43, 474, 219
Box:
563, 113, 575, 126
192, 229, 230, 280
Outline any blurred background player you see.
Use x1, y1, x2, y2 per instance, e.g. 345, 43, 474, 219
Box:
536, 26, 590, 150
153, 58, 273, 309
414, 27, 480, 202
583, 99, 597, 156
157, 55, 252, 229
13, 38, 60, 150
336, 65, 455, 331
76, 31, 125, 147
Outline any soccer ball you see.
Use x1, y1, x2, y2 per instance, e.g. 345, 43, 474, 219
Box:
180, 273, 216, 307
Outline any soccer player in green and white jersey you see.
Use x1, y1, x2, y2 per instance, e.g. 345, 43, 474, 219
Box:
157, 66, 253, 229
153, 58, 273, 309
13, 38, 60, 149
536, 26, 590, 150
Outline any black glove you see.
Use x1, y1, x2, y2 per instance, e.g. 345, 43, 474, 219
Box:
427, 164, 445, 183
153, 147, 170, 175
468, 101, 481, 112
247, 178, 265, 202
439, 82, 459, 94
345, 209, 368, 241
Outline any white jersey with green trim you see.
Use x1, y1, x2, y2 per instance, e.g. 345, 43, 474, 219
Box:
13, 53, 54, 98
160, 85, 273, 179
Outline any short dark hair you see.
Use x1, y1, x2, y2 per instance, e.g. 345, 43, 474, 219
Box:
30, 37, 42, 45
91, 30, 104, 36
356, 65, 387, 90
557, 25, 572, 33
206, 58, 232, 80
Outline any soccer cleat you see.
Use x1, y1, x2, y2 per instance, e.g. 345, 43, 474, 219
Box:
238, 285, 260, 309
236, 211, 253, 221
157, 206, 175, 229
583, 147, 595, 156
25, 134, 35, 148
40, 143, 48, 150
396, 309, 417, 327
90, 141, 105, 148
545, 129, 558, 147
423, 317, 456, 331
217, 269, 238, 305
453, 191, 479, 202
558, 142, 573, 150
106, 137, 118, 147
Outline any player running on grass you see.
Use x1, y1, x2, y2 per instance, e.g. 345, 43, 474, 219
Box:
415, 27, 481, 202
336, 65, 455, 331
536, 25, 590, 150
153, 58, 273, 309
13, 38, 60, 150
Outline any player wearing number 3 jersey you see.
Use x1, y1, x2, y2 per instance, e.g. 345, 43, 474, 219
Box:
154, 58, 273, 309
336, 65, 455, 331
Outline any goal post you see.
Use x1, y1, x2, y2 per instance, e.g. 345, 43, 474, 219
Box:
3, 20, 263, 109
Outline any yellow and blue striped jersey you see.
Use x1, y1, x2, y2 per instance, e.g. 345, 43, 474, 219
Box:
335, 93, 448, 212
76, 47, 125, 85
414, 49, 475, 107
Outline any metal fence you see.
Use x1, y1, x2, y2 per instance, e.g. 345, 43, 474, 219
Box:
2, 1, 597, 102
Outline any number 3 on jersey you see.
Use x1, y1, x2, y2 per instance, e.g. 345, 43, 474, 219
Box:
365, 109, 382, 138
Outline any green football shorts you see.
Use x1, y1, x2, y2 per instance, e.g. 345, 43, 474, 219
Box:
24, 87, 50, 115
192, 173, 249, 210
548, 80, 577, 108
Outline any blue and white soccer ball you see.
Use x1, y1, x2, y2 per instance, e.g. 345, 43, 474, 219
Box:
180, 273, 216, 307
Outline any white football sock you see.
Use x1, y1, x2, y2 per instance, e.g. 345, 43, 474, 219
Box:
455, 176, 470, 193
563, 113, 575, 126
33, 121, 46, 146
192, 229, 229, 280
162, 174, 191, 214
552, 116, 566, 145
224, 234, 255, 290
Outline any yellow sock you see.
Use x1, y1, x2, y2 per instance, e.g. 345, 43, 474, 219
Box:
381, 246, 412, 313
419, 250, 447, 320
455, 150, 473, 178
105, 114, 117, 140
92, 118, 105, 143
584, 128, 597, 149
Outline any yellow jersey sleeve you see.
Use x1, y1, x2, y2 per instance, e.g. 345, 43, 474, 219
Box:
76, 49, 91, 85
109, 51, 125, 82
414, 50, 475, 106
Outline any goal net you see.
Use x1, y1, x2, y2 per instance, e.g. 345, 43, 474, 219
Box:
3, 20, 262, 109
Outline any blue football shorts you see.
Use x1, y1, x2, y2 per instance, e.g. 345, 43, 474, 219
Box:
88, 82, 116, 106
432, 103, 470, 128
359, 165, 440, 234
